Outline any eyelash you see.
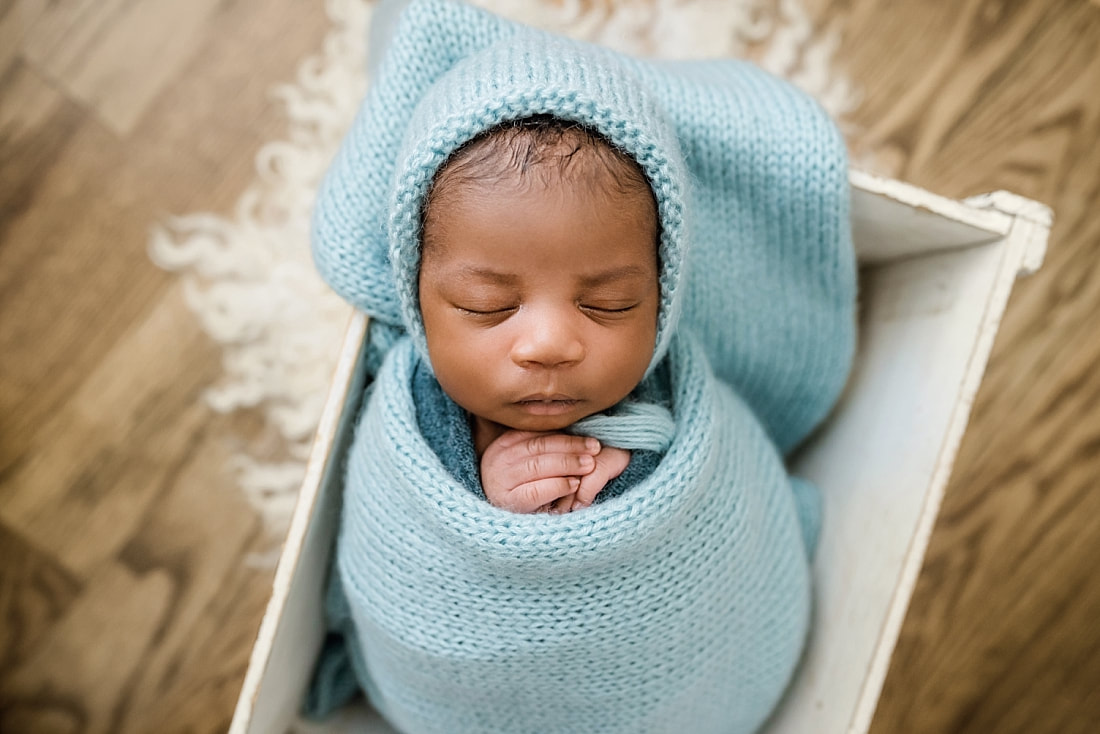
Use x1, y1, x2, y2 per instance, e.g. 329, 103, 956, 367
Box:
457, 304, 638, 316
457, 306, 517, 317
581, 304, 638, 314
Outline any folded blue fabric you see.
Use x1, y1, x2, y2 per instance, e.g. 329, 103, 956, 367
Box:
338, 334, 812, 734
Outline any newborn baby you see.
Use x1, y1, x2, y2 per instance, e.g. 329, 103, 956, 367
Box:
305, 1, 856, 732
417, 116, 663, 514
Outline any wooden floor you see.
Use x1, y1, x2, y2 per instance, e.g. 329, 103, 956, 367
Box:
1, 1, 1097, 732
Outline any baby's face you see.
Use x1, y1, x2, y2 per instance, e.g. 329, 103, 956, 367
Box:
419, 173, 659, 434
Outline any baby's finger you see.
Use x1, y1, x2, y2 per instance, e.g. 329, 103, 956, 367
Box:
548, 491, 576, 515
520, 433, 601, 457
510, 477, 581, 514
501, 451, 596, 487
573, 470, 610, 510
492, 430, 597, 452
572, 447, 633, 510
491, 430, 543, 450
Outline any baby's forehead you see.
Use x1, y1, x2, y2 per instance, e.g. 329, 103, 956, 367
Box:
418, 118, 660, 262
428, 119, 654, 202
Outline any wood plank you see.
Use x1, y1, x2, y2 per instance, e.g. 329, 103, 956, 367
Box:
0, 0, 333, 463
21, 0, 227, 136
0, 0, 331, 731
0, 562, 173, 734
0, 524, 82, 675
0, 58, 84, 265
109, 420, 275, 734
0, 110, 187, 472
0, 1, 45, 72
0, 285, 223, 576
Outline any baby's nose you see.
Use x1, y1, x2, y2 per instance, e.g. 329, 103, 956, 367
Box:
510, 310, 586, 368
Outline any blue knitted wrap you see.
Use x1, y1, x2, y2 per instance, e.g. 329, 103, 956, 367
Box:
309, 1, 856, 731
340, 333, 811, 734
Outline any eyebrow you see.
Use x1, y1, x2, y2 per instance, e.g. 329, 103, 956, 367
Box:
441, 264, 652, 287
578, 265, 653, 288
449, 265, 520, 285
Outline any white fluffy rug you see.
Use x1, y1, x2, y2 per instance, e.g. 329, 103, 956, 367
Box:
148, 0, 860, 552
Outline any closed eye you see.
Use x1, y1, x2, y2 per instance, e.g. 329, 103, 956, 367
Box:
456, 305, 518, 317
580, 303, 639, 314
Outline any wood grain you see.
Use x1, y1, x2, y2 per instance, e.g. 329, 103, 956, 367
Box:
1, 0, 1098, 732
822, 1, 1100, 732
22, 0, 230, 136
0, 1, 329, 731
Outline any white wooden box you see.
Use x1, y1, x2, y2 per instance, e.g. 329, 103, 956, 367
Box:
229, 171, 1051, 734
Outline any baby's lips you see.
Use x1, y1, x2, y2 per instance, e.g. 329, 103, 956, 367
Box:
515, 391, 578, 402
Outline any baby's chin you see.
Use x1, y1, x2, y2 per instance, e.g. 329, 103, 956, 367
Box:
504, 415, 580, 433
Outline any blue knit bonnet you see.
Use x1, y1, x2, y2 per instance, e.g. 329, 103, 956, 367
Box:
386, 37, 687, 375
312, 0, 856, 454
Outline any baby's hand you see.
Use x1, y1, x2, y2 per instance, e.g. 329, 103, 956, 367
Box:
480, 431, 627, 514
571, 445, 631, 512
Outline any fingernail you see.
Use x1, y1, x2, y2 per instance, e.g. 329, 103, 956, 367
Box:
579, 455, 595, 470
585, 437, 600, 452
569, 477, 580, 490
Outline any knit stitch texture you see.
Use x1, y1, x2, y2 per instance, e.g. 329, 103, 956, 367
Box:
312, 0, 855, 453
339, 334, 812, 734
307, 0, 856, 731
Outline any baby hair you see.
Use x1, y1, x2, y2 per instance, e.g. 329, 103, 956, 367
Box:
421, 115, 658, 250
